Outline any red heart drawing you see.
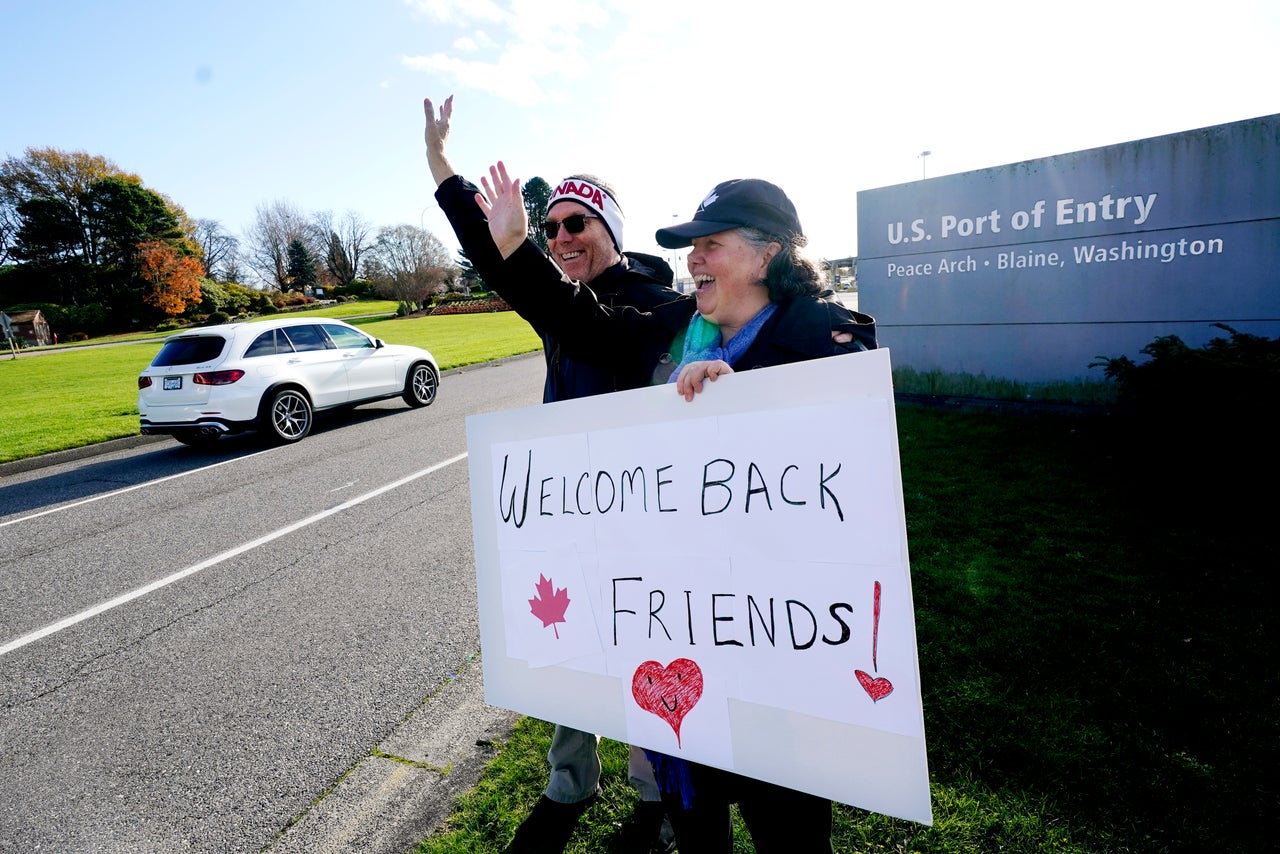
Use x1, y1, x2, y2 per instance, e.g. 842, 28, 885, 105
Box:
855, 669, 894, 702
632, 659, 704, 747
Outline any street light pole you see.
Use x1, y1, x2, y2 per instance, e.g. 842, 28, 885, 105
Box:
918, 150, 932, 180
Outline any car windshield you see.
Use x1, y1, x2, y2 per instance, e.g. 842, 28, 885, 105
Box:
152, 336, 227, 367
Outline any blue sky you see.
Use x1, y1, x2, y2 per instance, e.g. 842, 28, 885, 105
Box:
3, 0, 1277, 270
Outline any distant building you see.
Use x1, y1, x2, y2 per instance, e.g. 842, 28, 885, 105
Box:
825, 256, 858, 291
6, 309, 52, 347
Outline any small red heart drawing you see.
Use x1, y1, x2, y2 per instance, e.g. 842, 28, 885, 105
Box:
632, 659, 704, 747
855, 669, 894, 702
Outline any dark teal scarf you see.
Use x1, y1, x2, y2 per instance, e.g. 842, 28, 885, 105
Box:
666, 302, 778, 383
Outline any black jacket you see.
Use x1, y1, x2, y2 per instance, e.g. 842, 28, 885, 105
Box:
538, 251, 677, 401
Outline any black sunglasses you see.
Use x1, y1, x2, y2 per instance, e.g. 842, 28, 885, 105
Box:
541, 213, 600, 240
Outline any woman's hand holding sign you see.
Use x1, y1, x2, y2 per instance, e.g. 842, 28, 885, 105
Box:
675, 359, 734, 402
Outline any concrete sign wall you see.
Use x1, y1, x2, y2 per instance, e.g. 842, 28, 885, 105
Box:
857, 115, 1280, 382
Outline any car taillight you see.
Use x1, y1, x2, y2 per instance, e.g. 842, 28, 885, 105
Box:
193, 369, 246, 385
138, 376, 153, 389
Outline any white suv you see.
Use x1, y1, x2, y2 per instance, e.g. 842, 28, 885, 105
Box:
138, 318, 439, 445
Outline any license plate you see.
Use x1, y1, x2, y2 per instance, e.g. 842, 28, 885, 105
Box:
163, 376, 183, 390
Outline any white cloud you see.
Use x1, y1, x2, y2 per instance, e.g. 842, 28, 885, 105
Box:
402, 0, 614, 104
403, 0, 508, 25
506, 0, 610, 44
402, 53, 549, 106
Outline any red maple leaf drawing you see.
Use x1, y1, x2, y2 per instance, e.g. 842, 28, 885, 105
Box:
528, 573, 571, 638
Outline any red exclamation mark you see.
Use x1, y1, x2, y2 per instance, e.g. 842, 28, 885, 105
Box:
872, 580, 881, 672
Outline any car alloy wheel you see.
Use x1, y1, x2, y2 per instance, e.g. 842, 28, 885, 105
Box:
267, 388, 313, 443
404, 362, 439, 407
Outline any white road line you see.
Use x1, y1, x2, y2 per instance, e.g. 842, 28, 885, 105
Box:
0, 448, 280, 529
0, 451, 469, 658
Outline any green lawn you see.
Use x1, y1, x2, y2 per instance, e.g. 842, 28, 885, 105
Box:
0, 308, 540, 463
414, 405, 1274, 853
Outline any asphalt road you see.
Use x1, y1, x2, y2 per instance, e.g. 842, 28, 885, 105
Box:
0, 353, 545, 853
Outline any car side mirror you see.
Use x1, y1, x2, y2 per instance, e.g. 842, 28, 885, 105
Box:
375, 338, 385, 349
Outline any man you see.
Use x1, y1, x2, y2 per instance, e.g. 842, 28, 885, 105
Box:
532, 173, 679, 404
424, 96, 678, 854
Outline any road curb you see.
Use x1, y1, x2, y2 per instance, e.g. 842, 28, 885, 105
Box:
267, 652, 519, 854
0, 434, 169, 478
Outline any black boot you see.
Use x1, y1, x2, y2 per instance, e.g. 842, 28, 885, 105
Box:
618, 800, 677, 853
503, 794, 595, 854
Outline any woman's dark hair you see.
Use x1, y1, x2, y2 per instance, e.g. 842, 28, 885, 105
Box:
737, 227, 824, 301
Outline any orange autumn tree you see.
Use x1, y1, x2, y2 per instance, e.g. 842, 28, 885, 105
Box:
138, 240, 204, 315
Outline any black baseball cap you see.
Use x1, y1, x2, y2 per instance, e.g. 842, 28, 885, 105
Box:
655, 179, 803, 248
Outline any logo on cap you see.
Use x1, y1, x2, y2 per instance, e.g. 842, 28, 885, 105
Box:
697, 191, 719, 213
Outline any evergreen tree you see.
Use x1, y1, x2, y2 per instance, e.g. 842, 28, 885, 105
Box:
522, 176, 551, 252
285, 238, 318, 292
456, 248, 483, 291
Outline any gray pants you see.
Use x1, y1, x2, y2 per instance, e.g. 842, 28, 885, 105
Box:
543, 724, 661, 804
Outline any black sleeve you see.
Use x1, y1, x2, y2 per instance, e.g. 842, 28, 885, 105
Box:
825, 301, 879, 352
624, 278, 683, 313
500, 242, 689, 372
434, 175, 506, 277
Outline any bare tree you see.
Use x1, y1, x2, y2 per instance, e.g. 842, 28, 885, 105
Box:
192, 218, 240, 281
363, 224, 456, 310
221, 253, 247, 287
0, 201, 17, 265
311, 209, 372, 287
243, 200, 310, 290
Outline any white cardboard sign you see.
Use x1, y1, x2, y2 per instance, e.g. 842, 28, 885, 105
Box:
466, 348, 932, 824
